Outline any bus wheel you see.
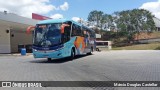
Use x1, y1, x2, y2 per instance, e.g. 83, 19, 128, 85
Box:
87, 47, 93, 55
47, 58, 52, 62
69, 49, 75, 60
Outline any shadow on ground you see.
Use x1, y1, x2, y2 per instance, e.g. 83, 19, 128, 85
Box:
29, 54, 93, 64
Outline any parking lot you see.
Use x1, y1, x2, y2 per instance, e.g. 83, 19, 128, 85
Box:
0, 50, 160, 90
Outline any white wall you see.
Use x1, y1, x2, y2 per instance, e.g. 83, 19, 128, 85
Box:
96, 34, 101, 38
0, 26, 11, 53
0, 11, 38, 53
10, 29, 32, 53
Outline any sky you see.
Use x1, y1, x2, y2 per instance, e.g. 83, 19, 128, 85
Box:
0, 0, 159, 21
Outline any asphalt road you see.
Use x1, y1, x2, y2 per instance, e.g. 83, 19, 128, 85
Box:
0, 50, 160, 90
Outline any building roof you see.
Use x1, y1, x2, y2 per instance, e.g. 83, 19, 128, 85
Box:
153, 17, 160, 28
0, 11, 38, 26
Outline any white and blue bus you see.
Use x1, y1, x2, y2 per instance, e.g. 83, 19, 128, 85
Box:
27, 19, 96, 61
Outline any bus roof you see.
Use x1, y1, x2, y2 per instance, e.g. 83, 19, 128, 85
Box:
37, 19, 95, 32
38, 19, 82, 26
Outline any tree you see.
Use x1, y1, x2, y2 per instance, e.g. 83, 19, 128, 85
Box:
88, 10, 103, 28
87, 9, 156, 44
115, 9, 156, 42
101, 14, 114, 31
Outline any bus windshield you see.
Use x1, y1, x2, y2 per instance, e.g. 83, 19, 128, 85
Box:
33, 23, 62, 47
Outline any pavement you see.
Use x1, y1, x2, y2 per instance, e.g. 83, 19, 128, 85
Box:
0, 53, 32, 56
0, 50, 160, 90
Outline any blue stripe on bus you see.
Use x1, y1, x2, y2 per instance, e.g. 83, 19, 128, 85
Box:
32, 44, 64, 50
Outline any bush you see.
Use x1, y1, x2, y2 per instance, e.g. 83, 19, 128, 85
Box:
155, 46, 160, 50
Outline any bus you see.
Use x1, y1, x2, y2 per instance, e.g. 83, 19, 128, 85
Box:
27, 19, 96, 61
96, 41, 112, 51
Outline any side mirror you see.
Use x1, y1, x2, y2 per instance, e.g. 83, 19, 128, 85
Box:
61, 24, 70, 34
26, 26, 35, 34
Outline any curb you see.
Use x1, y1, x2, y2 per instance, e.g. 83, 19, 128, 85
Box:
0, 53, 33, 56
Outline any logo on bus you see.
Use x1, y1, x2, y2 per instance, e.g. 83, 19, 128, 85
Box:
42, 47, 49, 50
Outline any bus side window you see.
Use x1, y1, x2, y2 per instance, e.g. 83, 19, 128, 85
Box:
86, 28, 90, 38
83, 29, 87, 38
86, 31, 89, 38
77, 25, 82, 36
71, 24, 77, 36
63, 26, 70, 42
89, 31, 95, 38
81, 27, 85, 37
62, 21, 72, 43
71, 24, 82, 36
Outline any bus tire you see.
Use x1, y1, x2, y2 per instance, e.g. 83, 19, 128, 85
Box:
87, 47, 93, 55
47, 58, 52, 62
69, 48, 75, 60
87, 52, 92, 55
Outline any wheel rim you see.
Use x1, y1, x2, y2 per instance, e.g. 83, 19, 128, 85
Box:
72, 50, 74, 57
71, 49, 75, 58
90, 47, 93, 52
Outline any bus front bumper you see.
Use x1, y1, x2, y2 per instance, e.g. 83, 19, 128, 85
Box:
32, 49, 65, 59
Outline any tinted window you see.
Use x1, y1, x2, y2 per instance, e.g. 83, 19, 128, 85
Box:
72, 24, 82, 36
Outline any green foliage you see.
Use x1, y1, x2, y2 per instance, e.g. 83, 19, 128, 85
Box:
117, 31, 128, 38
155, 46, 160, 50
88, 9, 156, 45
88, 10, 103, 27
117, 9, 156, 33
101, 31, 116, 41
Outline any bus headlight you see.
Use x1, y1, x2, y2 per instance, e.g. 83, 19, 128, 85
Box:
33, 49, 37, 52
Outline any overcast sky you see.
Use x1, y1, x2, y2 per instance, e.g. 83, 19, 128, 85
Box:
0, 0, 159, 21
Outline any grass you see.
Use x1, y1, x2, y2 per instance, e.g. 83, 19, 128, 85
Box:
99, 31, 160, 50
152, 32, 160, 38
112, 42, 160, 50
134, 31, 160, 40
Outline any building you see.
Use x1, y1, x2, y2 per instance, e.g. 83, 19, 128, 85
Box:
0, 11, 38, 53
153, 17, 160, 31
